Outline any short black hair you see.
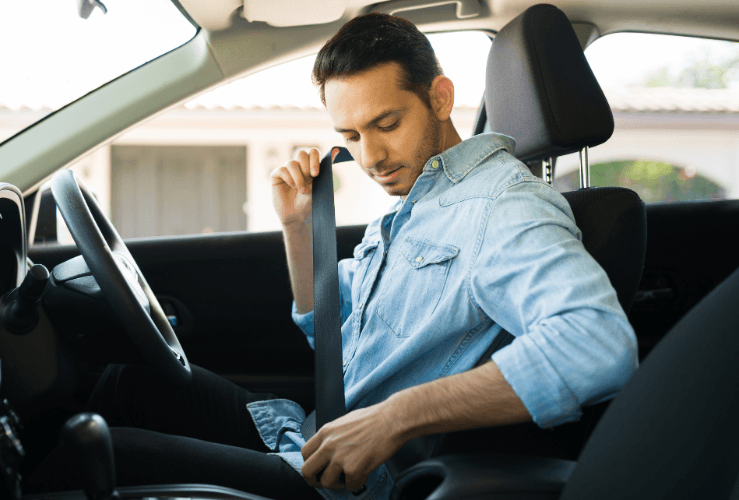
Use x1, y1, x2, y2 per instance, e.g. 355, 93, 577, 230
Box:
312, 12, 443, 108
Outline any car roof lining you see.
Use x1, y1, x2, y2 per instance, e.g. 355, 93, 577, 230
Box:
179, 0, 739, 43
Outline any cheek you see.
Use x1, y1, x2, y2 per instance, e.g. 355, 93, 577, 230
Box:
346, 144, 362, 167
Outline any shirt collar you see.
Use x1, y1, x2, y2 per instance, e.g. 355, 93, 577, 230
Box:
424, 132, 516, 184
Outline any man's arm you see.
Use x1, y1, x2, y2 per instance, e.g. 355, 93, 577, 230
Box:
301, 360, 530, 492
271, 147, 339, 313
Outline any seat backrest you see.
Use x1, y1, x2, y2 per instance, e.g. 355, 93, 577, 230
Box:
561, 188, 645, 314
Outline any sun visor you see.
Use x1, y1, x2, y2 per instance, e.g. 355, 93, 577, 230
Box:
241, 0, 347, 27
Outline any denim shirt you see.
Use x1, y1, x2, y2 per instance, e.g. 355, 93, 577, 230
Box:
247, 132, 639, 500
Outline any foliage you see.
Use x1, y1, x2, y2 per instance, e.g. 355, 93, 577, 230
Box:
642, 49, 739, 89
553, 160, 727, 203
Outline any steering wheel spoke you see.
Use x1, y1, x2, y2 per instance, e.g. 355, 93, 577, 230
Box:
50, 169, 192, 387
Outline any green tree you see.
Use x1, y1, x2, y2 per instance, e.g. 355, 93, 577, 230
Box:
642, 50, 739, 89
553, 160, 727, 203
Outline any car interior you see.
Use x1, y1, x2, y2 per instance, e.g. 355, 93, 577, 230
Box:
1, 0, 739, 499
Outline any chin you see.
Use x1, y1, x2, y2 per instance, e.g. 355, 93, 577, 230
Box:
383, 184, 411, 197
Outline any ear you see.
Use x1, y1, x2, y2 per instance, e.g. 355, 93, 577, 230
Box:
428, 75, 455, 121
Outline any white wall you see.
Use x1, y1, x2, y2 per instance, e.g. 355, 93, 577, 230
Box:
556, 113, 739, 197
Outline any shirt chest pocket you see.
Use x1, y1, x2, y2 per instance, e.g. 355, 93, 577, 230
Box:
377, 237, 459, 338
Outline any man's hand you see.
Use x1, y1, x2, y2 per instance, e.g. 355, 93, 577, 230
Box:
301, 401, 407, 492
301, 362, 531, 491
271, 147, 339, 228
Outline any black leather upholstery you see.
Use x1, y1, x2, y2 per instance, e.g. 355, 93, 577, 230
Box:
485, 3, 613, 162
561, 188, 646, 314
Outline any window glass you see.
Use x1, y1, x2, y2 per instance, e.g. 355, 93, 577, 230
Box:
46, 30, 491, 244
553, 33, 739, 202
0, 0, 197, 145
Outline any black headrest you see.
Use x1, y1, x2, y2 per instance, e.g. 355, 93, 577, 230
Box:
485, 4, 614, 162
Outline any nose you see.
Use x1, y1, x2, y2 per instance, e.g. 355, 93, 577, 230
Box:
359, 136, 387, 171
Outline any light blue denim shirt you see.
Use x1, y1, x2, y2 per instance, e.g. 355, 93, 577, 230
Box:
247, 132, 639, 500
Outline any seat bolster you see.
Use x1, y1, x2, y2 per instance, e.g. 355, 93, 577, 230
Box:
391, 453, 576, 500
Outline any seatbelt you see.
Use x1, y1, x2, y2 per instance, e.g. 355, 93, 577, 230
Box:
301, 148, 352, 441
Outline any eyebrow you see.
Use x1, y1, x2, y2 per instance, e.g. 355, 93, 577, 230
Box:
334, 108, 406, 134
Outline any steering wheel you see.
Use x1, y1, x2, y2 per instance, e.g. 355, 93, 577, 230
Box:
50, 169, 192, 388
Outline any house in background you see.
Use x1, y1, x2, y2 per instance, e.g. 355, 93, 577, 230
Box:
2, 87, 739, 243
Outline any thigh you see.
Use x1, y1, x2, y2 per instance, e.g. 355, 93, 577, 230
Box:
86, 363, 277, 451
26, 428, 323, 500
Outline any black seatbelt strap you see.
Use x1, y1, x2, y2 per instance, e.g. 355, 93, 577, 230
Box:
301, 148, 351, 441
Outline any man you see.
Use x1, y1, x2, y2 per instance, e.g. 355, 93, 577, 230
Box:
27, 11, 637, 500
267, 11, 637, 498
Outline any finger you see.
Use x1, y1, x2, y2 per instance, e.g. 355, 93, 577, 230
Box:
285, 160, 308, 194
301, 443, 328, 486
301, 433, 321, 462
331, 147, 340, 162
309, 148, 321, 177
269, 166, 295, 189
319, 460, 346, 490
344, 468, 368, 493
296, 149, 313, 178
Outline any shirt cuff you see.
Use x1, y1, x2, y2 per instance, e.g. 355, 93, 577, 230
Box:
492, 335, 582, 428
291, 301, 315, 350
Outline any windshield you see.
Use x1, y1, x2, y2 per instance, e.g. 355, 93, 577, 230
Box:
0, 0, 197, 144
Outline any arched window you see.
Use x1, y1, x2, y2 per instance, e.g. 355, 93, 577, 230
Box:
554, 160, 727, 203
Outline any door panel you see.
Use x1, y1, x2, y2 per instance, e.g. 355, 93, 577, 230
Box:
30, 224, 367, 411
630, 199, 739, 359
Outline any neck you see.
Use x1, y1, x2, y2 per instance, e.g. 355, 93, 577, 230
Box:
399, 122, 463, 202
440, 120, 463, 151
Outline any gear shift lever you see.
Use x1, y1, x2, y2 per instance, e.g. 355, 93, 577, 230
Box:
61, 413, 120, 500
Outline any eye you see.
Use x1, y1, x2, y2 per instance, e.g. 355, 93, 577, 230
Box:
345, 135, 359, 143
379, 121, 398, 132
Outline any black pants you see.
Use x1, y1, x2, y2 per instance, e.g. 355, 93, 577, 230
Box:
26, 364, 323, 500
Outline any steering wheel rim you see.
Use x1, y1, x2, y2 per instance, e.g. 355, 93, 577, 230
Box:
51, 169, 192, 387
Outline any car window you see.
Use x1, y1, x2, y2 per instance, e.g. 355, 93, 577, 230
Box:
0, 0, 196, 146
553, 33, 739, 203
44, 30, 491, 244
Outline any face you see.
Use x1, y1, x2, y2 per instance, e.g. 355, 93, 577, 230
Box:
324, 62, 443, 198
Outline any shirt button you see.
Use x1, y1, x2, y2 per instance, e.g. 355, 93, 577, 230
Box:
431, 160, 440, 169
358, 302, 363, 308
415, 256, 424, 262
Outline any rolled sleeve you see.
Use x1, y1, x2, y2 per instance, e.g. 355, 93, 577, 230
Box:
291, 302, 315, 349
472, 180, 638, 428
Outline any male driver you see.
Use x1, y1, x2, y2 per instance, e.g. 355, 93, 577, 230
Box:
267, 11, 637, 499
28, 11, 637, 500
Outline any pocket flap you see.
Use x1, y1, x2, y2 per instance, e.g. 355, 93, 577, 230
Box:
400, 238, 459, 269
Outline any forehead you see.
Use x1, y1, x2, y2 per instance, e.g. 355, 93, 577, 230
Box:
324, 62, 418, 127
